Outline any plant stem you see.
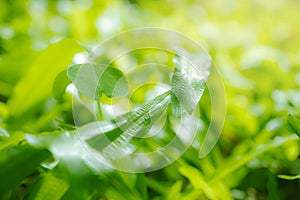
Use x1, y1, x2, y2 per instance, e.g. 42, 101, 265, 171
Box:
97, 100, 103, 121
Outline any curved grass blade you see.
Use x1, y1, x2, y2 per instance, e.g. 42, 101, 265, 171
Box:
278, 174, 300, 180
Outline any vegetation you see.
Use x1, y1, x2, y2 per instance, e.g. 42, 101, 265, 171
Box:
0, 0, 300, 199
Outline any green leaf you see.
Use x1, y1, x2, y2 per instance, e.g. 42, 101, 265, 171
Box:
179, 165, 216, 199
135, 173, 148, 200
166, 181, 182, 200
0, 144, 51, 194
267, 171, 279, 200
100, 66, 128, 98
52, 69, 71, 100
67, 63, 100, 100
171, 54, 210, 114
288, 114, 300, 137
8, 39, 82, 117
67, 63, 128, 100
28, 172, 69, 200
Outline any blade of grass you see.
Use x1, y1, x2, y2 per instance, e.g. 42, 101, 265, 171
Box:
277, 174, 300, 180
179, 165, 216, 199
28, 172, 69, 200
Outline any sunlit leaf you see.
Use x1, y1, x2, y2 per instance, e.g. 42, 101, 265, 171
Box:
166, 180, 182, 200
8, 39, 82, 116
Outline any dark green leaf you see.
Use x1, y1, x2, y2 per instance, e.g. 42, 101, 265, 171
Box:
267, 171, 279, 200
0, 144, 51, 194
100, 67, 128, 98
52, 70, 71, 100
67, 63, 128, 100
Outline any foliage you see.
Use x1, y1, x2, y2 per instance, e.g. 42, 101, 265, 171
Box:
0, 0, 300, 199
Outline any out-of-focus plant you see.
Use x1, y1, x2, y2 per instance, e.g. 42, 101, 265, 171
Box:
0, 0, 299, 199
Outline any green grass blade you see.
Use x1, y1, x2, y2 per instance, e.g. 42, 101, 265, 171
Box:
28, 172, 69, 200
179, 165, 216, 199
277, 174, 300, 180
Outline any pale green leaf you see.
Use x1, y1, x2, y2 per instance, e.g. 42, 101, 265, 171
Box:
171, 54, 210, 114
166, 181, 182, 200
8, 39, 82, 116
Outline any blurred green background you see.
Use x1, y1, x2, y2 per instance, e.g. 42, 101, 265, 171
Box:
0, 0, 300, 199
